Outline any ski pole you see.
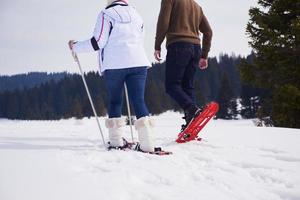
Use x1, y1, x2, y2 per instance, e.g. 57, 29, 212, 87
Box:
70, 50, 106, 148
124, 83, 134, 143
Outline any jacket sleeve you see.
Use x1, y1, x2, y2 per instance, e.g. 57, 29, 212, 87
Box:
73, 12, 111, 53
199, 12, 213, 59
155, 0, 173, 51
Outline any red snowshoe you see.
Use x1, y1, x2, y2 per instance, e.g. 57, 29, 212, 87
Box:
176, 102, 219, 143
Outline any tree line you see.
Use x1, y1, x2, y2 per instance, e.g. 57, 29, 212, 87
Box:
0, 72, 69, 92
0, 54, 263, 121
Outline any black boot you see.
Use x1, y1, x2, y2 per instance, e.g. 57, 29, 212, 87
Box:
181, 104, 202, 131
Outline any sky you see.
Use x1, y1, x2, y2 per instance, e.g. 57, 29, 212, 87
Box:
0, 0, 257, 75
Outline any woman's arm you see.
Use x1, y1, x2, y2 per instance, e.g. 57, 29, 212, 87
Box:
72, 12, 112, 53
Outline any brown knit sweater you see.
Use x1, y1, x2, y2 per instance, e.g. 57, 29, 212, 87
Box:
155, 0, 213, 59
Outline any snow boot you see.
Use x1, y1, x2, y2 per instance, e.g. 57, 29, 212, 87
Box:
182, 104, 202, 130
134, 116, 155, 152
105, 118, 125, 147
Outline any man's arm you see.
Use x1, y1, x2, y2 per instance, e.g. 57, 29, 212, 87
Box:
199, 14, 213, 59
154, 0, 173, 51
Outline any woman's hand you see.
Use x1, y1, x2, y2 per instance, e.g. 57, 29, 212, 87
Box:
68, 40, 78, 61
68, 40, 76, 50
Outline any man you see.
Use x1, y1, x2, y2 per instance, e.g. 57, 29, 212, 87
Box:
154, 0, 213, 129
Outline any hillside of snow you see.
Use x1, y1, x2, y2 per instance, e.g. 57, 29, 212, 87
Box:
1, 112, 300, 200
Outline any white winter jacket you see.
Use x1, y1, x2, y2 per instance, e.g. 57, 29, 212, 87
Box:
73, 1, 150, 73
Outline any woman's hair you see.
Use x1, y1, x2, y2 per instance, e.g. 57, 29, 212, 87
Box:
107, 0, 115, 6
107, 0, 128, 6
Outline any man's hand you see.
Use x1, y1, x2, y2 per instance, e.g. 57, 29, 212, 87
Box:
154, 50, 162, 62
199, 58, 208, 70
68, 40, 76, 50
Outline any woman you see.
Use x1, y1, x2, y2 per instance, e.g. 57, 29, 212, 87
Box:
69, 0, 154, 152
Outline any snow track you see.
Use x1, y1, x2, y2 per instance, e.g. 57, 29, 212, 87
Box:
1, 112, 300, 200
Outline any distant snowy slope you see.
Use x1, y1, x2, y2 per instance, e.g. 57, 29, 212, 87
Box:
0, 112, 300, 200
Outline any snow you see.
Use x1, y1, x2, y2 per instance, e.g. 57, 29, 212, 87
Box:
0, 112, 300, 200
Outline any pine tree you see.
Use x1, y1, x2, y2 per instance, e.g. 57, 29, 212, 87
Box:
240, 87, 261, 119
71, 96, 84, 119
6, 91, 20, 119
242, 0, 300, 128
216, 73, 238, 119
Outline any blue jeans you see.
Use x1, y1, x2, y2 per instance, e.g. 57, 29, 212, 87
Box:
165, 42, 201, 110
104, 67, 149, 119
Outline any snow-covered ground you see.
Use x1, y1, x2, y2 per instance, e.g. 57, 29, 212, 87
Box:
0, 112, 300, 200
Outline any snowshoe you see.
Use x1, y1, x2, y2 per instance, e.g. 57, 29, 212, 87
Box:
176, 102, 219, 143
134, 143, 172, 156
107, 138, 135, 151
